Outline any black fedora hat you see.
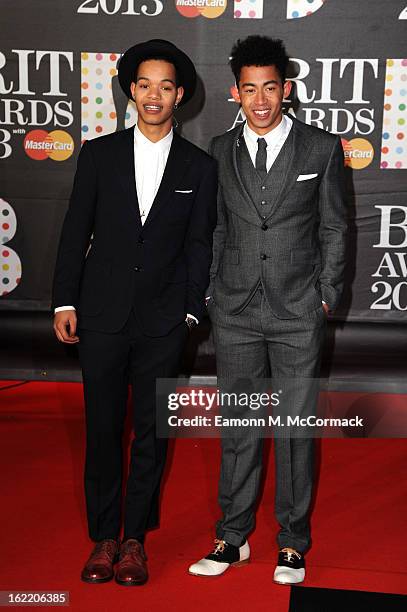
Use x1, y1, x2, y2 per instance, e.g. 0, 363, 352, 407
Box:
118, 39, 197, 106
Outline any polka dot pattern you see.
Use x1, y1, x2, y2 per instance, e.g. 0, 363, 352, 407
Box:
286, 0, 324, 19
234, 0, 264, 19
381, 59, 407, 169
0, 199, 22, 297
81, 52, 137, 141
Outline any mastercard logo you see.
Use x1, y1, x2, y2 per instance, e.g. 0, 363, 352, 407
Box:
23, 130, 74, 161
341, 138, 374, 170
175, 0, 227, 19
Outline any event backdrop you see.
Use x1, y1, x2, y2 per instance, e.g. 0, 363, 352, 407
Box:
1, 0, 406, 322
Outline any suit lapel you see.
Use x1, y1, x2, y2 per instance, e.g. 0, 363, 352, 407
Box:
143, 132, 191, 228
264, 117, 313, 220
231, 125, 262, 220
116, 127, 142, 228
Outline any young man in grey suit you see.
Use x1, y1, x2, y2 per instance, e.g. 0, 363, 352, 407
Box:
189, 36, 347, 584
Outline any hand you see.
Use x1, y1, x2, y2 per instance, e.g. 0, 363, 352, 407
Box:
322, 303, 329, 315
53, 310, 79, 343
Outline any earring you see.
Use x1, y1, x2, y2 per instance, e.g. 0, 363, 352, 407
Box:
174, 103, 178, 110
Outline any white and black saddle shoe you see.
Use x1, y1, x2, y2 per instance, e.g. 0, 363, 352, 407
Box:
188, 539, 250, 577
273, 547, 305, 584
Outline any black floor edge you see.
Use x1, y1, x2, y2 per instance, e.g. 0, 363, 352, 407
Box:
289, 585, 406, 612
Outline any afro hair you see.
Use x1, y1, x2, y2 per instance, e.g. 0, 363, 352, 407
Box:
230, 36, 289, 86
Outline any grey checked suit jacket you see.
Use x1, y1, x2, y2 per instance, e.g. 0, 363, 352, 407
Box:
207, 116, 347, 318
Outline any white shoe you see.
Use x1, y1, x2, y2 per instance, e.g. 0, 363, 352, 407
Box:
188, 539, 250, 577
273, 548, 305, 584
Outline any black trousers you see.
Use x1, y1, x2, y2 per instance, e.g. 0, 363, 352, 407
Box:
78, 309, 188, 542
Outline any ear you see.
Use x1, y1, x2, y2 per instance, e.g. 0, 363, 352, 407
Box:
130, 81, 136, 100
230, 84, 241, 104
175, 85, 184, 106
283, 79, 292, 101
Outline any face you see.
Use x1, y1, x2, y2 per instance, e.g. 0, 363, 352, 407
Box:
233, 64, 292, 135
130, 59, 184, 131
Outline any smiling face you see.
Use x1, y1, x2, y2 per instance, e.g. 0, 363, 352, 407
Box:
130, 59, 184, 136
233, 64, 292, 135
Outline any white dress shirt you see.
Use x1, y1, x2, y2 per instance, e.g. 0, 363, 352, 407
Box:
243, 113, 292, 171
134, 123, 173, 224
55, 125, 199, 321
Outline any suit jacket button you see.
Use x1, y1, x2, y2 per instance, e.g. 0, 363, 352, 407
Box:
134, 266, 141, 272
261, 200, 267, 205
261, 223, 268, 231
260, 254, 267, 260
261, 185, 266, 190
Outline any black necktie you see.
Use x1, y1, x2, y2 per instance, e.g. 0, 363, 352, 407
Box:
255, 138, 267, 179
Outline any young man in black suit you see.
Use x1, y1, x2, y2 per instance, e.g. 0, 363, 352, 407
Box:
52, 40, 217, 586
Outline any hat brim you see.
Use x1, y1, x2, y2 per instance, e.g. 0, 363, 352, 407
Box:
117, 39, 197, 107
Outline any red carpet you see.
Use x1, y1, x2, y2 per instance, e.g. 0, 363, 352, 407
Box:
0, 381, 406, 611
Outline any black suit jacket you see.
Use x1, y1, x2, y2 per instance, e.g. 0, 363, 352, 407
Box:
52, 127, 217, 336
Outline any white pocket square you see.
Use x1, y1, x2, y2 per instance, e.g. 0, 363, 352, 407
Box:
297, 173, 318, 181
175, 189, 193, 193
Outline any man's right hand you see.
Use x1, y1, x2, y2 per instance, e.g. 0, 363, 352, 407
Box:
53, 310, 79, 344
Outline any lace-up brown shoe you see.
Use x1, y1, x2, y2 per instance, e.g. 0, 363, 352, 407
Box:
81, 539, 119, 584
115, 539, 148, 586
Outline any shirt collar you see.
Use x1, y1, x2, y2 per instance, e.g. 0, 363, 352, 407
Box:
134, 123, 173, 152
243, 114, 289, 149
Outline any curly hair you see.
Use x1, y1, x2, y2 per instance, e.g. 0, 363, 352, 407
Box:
229, 36, 289, 86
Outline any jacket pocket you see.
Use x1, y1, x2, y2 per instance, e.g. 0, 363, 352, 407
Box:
79, 259, 111, 316
290, 249, 320, 264
162, 264, 187, 284
222, 247, 239, 265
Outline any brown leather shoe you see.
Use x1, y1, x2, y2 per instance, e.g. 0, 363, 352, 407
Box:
115, 539, 148, 586
81, 539, 119, 584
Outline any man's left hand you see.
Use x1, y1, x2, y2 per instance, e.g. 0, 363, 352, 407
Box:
322, 303, 329, 315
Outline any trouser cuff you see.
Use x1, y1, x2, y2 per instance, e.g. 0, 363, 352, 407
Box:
216, 529, 246, 548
